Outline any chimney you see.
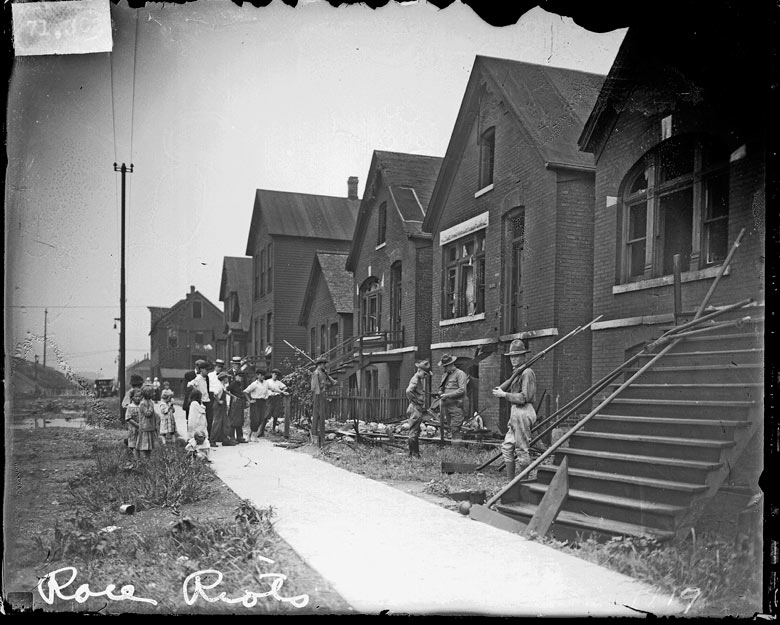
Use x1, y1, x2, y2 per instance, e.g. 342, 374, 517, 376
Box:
190, 285, 195, 294
347, 176, 359, 200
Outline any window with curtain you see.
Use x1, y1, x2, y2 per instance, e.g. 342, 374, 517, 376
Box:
442, 229, 486, 319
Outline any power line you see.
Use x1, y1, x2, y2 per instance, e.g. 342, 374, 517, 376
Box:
8, 305, 150, 309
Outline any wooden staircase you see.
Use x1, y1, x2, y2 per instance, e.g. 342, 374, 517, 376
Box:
495, 309, 763, 542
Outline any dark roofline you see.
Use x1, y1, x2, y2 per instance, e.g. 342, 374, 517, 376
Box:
298, 251, 350, 326
149, 289, 223, 335
423, 56, 602, 236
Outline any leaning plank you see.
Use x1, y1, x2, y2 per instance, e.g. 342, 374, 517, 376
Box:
524, 457, 569, 538
469, 504, 527, 534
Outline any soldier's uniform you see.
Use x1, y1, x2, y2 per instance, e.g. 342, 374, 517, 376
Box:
405, 360, 431, 457
437, 354, 469, 440
499, 340, 537, 479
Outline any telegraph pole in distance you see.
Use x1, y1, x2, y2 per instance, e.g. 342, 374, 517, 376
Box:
43, 308, 48, 367
114, 162, 133, 418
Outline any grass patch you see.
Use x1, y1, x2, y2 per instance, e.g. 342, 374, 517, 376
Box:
529, 531, 761, 616
68, 441, 215, 513
31, 500, 326, 613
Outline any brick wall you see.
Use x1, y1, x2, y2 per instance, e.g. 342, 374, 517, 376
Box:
590, 99, 765, 383
429, 81, 595, 431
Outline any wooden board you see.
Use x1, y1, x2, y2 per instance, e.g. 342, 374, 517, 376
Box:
524, 456, 569, 538
446, 490, 486, 504
469, 504, 527, 534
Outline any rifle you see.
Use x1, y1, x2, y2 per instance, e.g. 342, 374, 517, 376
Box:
497, 315, 602, 392
283, 339, 315, 365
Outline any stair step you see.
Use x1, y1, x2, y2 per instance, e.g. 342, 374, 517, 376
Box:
526, 483, 686, 514
537, 465, 708, 494
573, 431, 735, 448
642, 348, 763, 358
600, 396, 757, 419
494, 501, 675, 541
608, 382, 762, 402
570, 431, 734, 461
608, 398, 755, 408
558, 447, 721, 471
537, 464, 708, 507
587, 414, 750, 438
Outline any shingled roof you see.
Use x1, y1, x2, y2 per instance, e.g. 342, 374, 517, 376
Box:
346, 150, 442, 271
423, 56, 604, 234
245, 189, 360, 255
219, 256, 253, 334
299, 251, 353, 325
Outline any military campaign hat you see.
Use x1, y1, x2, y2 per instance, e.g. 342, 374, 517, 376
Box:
438, 354, 456, 367
505, 339, 530, 356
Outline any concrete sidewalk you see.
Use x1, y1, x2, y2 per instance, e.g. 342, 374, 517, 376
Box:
174, 407, 684, 616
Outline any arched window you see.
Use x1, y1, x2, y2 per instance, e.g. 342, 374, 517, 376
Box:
619, 135, 729, 283
359, 277, 382, 335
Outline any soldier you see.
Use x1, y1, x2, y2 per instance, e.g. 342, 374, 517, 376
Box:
404, 359, 431, 458
437, 354, 469, 440
310, 356, 337, 447
492, 339, 536, 481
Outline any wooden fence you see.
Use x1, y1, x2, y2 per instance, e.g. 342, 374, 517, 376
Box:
286, 388, 408, 426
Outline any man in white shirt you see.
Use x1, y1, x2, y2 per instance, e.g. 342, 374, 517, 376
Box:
263, 368, 289, 435
208, 359, 225, 403
243, 368, 268, 442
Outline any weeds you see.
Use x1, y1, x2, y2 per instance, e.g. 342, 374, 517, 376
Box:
528, 531, 761, 615
69, 441, 215, 513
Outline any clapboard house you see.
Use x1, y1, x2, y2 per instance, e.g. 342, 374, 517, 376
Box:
148, 286, 225, 386
492, 8, 766, 542
421, 56, 604, 432
245, 180, 360, 370
299, 251, 354, 363
219, 256, 253, 362
339, 150, 442, 392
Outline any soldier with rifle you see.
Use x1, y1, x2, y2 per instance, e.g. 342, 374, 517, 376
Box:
492, 339, 536, 480
404, 359, 431, 458
310, 356, 337, 447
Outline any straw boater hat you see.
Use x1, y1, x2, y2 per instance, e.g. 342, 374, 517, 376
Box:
215, 358, 225, 366
438, 354, 456, 367
505, 339, 530, 356
415, 359, 431, 372
230, 356, 242, 364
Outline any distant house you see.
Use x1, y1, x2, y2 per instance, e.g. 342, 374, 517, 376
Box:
343, 150, 442, 393
10, 356, 77, 398
422, 56, 604, 432
125, 357, 152, 385
298, 251, 354, 368
244, 179, 360, 371
219, 256, 253, 362
148, 286, 225, 387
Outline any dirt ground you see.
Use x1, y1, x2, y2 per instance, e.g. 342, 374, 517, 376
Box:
3, 426, 352, 615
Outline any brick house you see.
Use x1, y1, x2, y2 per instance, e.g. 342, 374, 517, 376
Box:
343, 150, 442, 392
149, 286, 225, 389
421, 56, 604, 432
299, 251, 354, 364
244, 180, 360, 371
219, 256, 253, 362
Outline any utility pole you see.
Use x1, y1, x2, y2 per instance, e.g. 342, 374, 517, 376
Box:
43, 308, 48, 367
114, 162, 133, 417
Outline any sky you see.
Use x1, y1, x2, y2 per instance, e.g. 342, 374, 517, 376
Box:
5, 0, 626, 379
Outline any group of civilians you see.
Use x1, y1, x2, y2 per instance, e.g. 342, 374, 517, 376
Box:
183, 356, 289, 449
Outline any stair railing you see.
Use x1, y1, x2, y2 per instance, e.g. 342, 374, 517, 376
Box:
530, 298, 754, 446
485, 230, 750, 509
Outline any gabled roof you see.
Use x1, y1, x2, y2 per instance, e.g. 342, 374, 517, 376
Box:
299, 251, 353, 325
422, 56, 604, 234
245, 189, 360, 255
219, 256, 254, 334
346, 150, 442, 271
148, 288, 224, 337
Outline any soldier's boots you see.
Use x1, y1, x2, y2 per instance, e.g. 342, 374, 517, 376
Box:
408, 438, 421, 458
505, 460, 515, 481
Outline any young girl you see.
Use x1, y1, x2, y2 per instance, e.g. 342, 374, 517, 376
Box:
187, 388, 208, 440
185, 430, 211, 462
136, 385, 161, 459
159, 381, 177, 444
125, 389, 143, 458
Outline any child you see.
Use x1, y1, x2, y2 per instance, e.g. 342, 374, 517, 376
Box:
185, 430, 211, 462
159, 381, 177, 444
187, 389, 208, 440
136, 385, 161, 459
125, 388, 143, 458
